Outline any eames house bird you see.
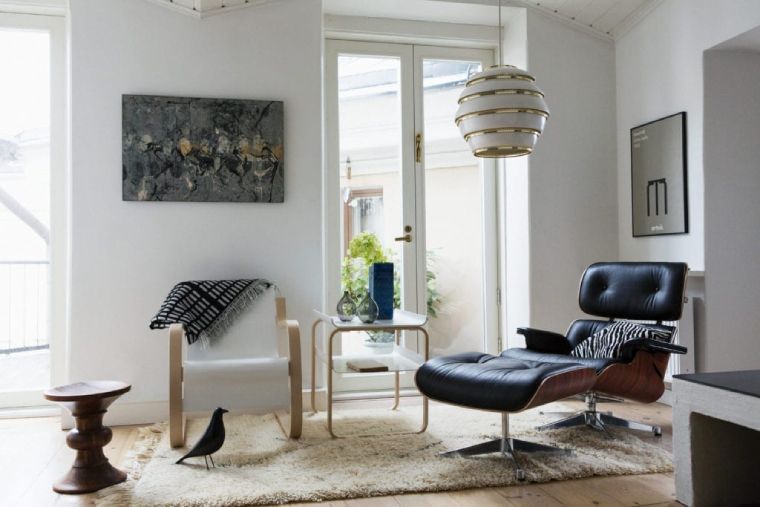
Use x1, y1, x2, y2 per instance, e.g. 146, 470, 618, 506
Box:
176, 407, 228, 469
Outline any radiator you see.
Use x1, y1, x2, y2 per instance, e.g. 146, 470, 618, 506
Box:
664, 296, 696, 380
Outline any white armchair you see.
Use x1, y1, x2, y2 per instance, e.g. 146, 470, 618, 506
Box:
168, 291, 302, 447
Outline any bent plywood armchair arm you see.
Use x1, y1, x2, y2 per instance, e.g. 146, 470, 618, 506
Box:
169, 323, 186, 448
276, 297, 303, 439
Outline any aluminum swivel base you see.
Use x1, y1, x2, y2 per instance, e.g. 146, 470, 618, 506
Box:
441, 414, 569, 481
537, 393, 662, 436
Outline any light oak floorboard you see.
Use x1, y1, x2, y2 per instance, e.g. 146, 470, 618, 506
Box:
496, 484, 565, 506
537, 478, 628, 507
1, 400, 680, 506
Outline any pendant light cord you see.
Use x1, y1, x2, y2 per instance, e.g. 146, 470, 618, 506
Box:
497, 0, 503, 66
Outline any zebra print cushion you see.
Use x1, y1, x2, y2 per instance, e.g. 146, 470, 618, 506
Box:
571, 321, 672, 359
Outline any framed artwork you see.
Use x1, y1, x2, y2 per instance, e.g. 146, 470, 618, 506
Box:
630, 112, 688, 237
122, 95, 284, 202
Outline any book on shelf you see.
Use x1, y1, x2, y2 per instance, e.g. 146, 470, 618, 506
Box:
346, 359, 389, 372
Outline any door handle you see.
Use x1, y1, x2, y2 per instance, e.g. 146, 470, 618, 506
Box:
415, 133, 422, 163
395, 225, 413, 242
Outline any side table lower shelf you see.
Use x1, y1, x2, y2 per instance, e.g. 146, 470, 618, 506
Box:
310, 311, 430, 438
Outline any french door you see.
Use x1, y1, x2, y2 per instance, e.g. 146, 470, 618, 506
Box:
325, 40, 498, 393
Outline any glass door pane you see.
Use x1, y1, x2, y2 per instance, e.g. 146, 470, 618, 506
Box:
337, 54, 406, 356
421, 57, 489, 356
0, 28, 52, 394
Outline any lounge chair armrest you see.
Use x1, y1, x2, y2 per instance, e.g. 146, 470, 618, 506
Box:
517, 327, 572, 355
618, 338, 687, 360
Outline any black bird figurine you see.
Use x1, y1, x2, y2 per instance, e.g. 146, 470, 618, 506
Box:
176, 407, 228, 469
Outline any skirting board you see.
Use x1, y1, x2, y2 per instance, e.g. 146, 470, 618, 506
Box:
61, 390, 329, 430
60, 400, 169, 430
0, 405, 59, 420
57, 389, 427, 429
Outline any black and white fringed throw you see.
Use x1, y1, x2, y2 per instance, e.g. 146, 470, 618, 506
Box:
149, 279, 274, 347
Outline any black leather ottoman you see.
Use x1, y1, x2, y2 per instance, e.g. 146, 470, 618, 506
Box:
415, 352, 596, 480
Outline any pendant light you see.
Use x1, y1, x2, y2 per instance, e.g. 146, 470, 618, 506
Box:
455, 0, 549, 158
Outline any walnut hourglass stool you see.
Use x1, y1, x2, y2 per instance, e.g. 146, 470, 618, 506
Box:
43, 380, 131, 494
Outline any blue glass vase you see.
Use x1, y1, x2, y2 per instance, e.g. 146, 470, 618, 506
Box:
369, 262, 394, 320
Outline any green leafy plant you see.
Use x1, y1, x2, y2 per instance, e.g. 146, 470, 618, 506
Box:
423, 251, 442, 318
341, 232, 442, 320
341, 232, 388, 298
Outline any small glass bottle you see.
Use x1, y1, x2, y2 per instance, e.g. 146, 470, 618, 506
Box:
336, 291, 356, 322
357, 291, 379, 324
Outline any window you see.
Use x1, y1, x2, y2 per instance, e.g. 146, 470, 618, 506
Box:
0, 12, 65, 408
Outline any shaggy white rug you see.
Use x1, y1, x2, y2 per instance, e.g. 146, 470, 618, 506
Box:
96, 402, 672, 506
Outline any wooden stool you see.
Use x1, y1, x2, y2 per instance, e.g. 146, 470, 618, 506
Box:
44, 380, 131, 494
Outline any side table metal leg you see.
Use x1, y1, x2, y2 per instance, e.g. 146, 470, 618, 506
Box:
327, 329, 339, 438
419, 328, 430, 433
392, 330, 400, 410
310, 319, 320, 413
421, 396, 429, 433
393, 372, 400, 410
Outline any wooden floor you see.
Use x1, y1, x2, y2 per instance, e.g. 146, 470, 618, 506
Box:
1, 399, 680, 506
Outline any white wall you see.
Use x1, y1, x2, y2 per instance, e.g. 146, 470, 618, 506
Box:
522, 11, 618, 333
703, 49, 760, 372
616, 0, 760, 269
68, 0, 323, 412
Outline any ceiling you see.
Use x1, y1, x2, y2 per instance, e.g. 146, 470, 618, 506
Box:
515, 0, 657, 38
144, 0, 273, 19
425, 0, 663, 39
144, 0, 661, 39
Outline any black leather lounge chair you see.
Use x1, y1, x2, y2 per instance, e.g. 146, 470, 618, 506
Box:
501, 262, 688, 435
415, 262, 687, 479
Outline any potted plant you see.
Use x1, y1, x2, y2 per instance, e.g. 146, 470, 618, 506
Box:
341, 232, 442, 345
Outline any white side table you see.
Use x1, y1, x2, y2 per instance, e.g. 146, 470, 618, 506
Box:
310, 309, 429, 437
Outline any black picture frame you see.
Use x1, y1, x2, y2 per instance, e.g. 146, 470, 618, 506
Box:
630, 111, 688, 237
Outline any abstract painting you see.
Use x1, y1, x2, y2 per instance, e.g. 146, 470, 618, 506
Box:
122, 95, 284, 202
631, 112, 688, 237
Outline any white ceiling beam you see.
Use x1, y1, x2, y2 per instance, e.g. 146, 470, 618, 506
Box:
143, 0, 276, 19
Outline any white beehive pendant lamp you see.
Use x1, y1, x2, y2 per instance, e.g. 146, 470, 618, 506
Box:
455, 0, 549, 158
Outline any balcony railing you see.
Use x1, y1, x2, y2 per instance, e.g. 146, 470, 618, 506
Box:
0, 260, 49, 354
